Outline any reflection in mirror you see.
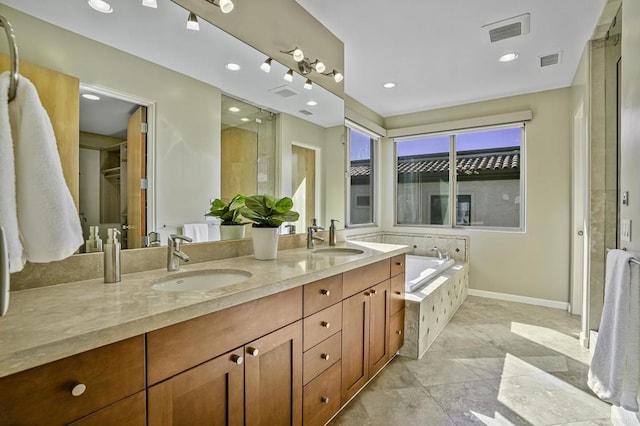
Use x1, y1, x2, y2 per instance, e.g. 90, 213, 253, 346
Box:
0, 0, 346, 251
78, 87, 151, 251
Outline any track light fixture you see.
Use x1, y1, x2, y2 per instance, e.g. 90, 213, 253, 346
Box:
205, 0, 234, 13
261, 58, 272, 73
323, 69, 344, 83
278, 48, 343, 88
186, 12, 200, 31
304, 79, 313, 90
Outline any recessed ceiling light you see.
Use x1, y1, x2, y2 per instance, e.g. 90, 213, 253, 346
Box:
306, 100, 318, 106
499, 52, 519, 62
225, 63, 241, 71
383, 82, 396, 89
142, 0, 157, 8
228, 107, 240, 112
240, 117, 250, 122
82, 93, 101, 101
88, 0, 113, 13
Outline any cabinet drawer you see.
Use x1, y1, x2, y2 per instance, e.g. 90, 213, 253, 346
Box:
390, 273, 405, 315
147, 286, 302, 385
303, 303, 342, 351
303, 361, 341, 426
304, 274, 343, 317
343, 259, 390, 298
69, 391, 146, 426
389, 309, 405, 355
303, 331, 342, 385
390, 254, 406, 277
0, 336, 145, 425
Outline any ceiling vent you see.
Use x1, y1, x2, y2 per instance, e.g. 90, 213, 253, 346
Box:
482, 13, 530, 43
539, 52, 562, 67
269, 85, 299, 98
298, 109, 313, 116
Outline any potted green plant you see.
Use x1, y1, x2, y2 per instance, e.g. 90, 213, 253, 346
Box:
205, 194, 248, 240
240, 194, 300, 260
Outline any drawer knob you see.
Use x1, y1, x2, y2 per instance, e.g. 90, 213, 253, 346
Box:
395, 262, 403, 266
394, 291, 402, 295
320, 289, 331, 296
396, 330, 402, 335
247, 347, 260, 356
321, 353, 330, 361
321, 396, 330, 404
71, 383, 87, 397
370, 289, 377, 295
230, 354, 244, 365
321, 321, 331, 328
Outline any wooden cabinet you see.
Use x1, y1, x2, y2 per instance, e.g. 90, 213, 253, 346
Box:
0, 336, 145, 425
69, 391, 146, 426
303, 361, 342, 426
369, 280, 391, 377
245, 321, 303, 426
148, 348, 245, 426
341, 290, 371, 402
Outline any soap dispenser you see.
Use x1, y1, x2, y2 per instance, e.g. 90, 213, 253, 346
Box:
104, 228, 121, 283
329, 219, 339, 246
85, 226, 103, 253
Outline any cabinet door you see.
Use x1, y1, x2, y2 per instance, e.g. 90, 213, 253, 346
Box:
68, 391, 145, 426
148, 348, 244, 426
369, 280, 391, 376
245, 320, 303, 426
341, 291, 370, 403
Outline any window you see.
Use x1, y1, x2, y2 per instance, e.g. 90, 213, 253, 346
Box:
396, 124, 523, 230
347, 125, 378, 226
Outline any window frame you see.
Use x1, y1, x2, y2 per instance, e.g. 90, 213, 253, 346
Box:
346, 121, 380, 228
394, 122, 526, 232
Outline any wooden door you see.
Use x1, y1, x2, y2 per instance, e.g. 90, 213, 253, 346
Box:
221, 127, 257, 202
369, 280, 391, 376
245, 320, 303, 426
126, 106, 146, 248
0, 55, 80, 207
147, 348, 244, 426
341, 291, 370, 403
291, 144, 316, 231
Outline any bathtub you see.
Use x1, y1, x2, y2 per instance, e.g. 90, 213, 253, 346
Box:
405, 255, 455, 293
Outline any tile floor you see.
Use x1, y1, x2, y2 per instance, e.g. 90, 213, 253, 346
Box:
330, 296, 613, 426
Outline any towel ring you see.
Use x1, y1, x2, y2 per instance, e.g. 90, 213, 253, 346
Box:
0, 15, 19, 102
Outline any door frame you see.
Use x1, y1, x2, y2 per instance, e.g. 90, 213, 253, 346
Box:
571, 99, 590, 346
79, 84, 157, 238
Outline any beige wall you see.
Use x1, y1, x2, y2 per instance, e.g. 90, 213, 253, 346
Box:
621, 0, 640, 254
0, 5, 222, 235
381, 89, 572, 303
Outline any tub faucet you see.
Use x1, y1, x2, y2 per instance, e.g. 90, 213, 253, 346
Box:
307, 224, 325, 249
167, 234, 192, 271
430, 246, 450, 261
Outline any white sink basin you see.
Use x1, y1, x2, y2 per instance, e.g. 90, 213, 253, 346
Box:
313, 248, 364, 256
151, 269, 252, 292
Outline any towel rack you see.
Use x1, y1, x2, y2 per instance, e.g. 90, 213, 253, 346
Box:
607, 248, 640, 265
0, 14, 19, 102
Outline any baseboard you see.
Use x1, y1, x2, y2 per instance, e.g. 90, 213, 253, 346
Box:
468, 289, 570, 310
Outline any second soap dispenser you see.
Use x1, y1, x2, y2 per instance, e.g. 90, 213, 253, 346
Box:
104, 228, 121, 283
329, 219, 339, 246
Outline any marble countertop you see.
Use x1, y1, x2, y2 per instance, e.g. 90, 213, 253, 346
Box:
0, 241, 409, 378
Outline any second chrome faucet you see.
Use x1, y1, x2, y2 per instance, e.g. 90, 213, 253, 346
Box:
307, 219, 324, 249
167, 234, 192, 271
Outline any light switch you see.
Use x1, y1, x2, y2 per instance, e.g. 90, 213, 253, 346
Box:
622, 219, 632, 242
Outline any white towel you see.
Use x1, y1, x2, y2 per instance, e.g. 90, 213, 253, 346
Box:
588, 249, 640, 412
182, 223, 208, 243
8, 74, 83, 267
0, 72, 24, 272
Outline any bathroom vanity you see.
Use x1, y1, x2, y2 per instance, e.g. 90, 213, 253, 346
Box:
0, 243, 407, 425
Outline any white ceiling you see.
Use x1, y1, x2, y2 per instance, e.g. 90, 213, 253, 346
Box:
297, 0, 607, 118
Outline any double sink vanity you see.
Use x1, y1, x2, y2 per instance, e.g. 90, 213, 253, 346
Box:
0, 241, 409, 425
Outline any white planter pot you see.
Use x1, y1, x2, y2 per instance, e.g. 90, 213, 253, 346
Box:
220, 224, 246, 241
252, 227, 279, 260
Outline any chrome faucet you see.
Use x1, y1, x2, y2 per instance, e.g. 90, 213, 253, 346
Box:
167, 234, 192, 271
430, 246, 450, 261
307, 223, 325, 249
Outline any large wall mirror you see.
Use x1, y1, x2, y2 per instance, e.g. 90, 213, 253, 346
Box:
0, 0, 346, 251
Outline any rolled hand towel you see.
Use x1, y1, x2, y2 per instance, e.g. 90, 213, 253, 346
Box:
9, 74, 83, 264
